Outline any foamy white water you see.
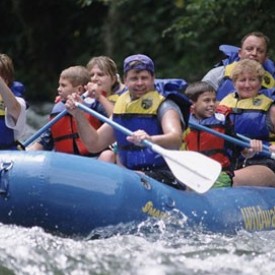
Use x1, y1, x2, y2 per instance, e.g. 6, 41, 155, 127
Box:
0, 221, 275, 275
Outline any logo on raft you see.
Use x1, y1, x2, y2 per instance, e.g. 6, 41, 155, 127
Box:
142, 201, 167, 219
241, 205, 275, 231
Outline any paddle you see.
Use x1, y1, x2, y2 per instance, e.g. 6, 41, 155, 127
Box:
236, 133, 274, 158
20, 110, 67, 149
189, 121, 275, 159
75, 102, 221, 193
20, 92, 90, 149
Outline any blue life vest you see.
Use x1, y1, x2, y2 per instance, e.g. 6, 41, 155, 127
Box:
220, 93, 274, 148
217, 45, 275, 75
260, 88, 275, 101
11, 81, 25, 98
113, 90, 166, 170
112, 78, 191, 169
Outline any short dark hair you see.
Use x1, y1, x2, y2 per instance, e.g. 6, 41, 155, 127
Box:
240, 31, 270, 52
185, 81, 215, 102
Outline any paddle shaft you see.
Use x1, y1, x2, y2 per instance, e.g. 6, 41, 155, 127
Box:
22, 92, 90, 148
76, 102, 221, 193
236, 133, 270, 152
76, 102, 213, 178
76, 102, 152, 147
189, 122, 274, 158
78, 102, 204, 178
22, 110, 67, 148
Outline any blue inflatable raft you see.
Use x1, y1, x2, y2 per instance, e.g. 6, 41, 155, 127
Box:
0, 151, 274, 238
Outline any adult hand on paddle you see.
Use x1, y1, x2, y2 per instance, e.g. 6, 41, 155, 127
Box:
190, 122, 275, 160
241, 139, 263, 159
74, 102, 222, 194
127, 129, 153, 146
236, 133, 275, 159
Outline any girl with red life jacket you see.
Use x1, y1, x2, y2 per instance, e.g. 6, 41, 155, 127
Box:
86, 56, 127, 163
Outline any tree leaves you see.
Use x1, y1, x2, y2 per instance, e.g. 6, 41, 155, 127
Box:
1, 0, 275, 102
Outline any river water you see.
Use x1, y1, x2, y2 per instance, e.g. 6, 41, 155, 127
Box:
1, 223, 275, 275
1, 103, 274, 275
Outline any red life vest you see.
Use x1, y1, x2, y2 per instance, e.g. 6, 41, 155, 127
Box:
184, 113, 232, 170
50, 101, 101, 155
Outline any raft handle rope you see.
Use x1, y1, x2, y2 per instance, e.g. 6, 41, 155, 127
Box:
0, 160, 13, 194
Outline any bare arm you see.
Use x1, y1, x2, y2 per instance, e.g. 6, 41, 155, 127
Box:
65, 93, 116, 153
0, 77, 21, 123
97, 95, 114, 117
86, 82, 114, 116
27, 142, 44, 151
152, 109, 182, 148
269, 104, 275, 133
127, 109, 182, 149
267, 104, 275, 152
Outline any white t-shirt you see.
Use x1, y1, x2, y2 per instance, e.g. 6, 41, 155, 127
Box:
5, 97, 26, 140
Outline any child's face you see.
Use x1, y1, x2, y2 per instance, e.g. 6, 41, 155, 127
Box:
57, 77, 81, 101
192, 91, 216, 119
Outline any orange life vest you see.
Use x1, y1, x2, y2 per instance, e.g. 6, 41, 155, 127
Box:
50, 101, 102, 155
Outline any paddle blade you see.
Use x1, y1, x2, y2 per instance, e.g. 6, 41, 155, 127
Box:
151, 145, 222, 193
75, 102, 221, 193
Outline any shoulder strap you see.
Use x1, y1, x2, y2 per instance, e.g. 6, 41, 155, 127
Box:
214, 45, 240, 67
154, 78, 190, 126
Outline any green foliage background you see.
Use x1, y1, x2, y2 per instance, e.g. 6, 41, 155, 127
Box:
1, 0, 275, 102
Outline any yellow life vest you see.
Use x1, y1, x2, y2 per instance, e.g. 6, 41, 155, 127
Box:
220, 93, 275, 144
113, 90, 165, 115
220, 93, 273, 111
